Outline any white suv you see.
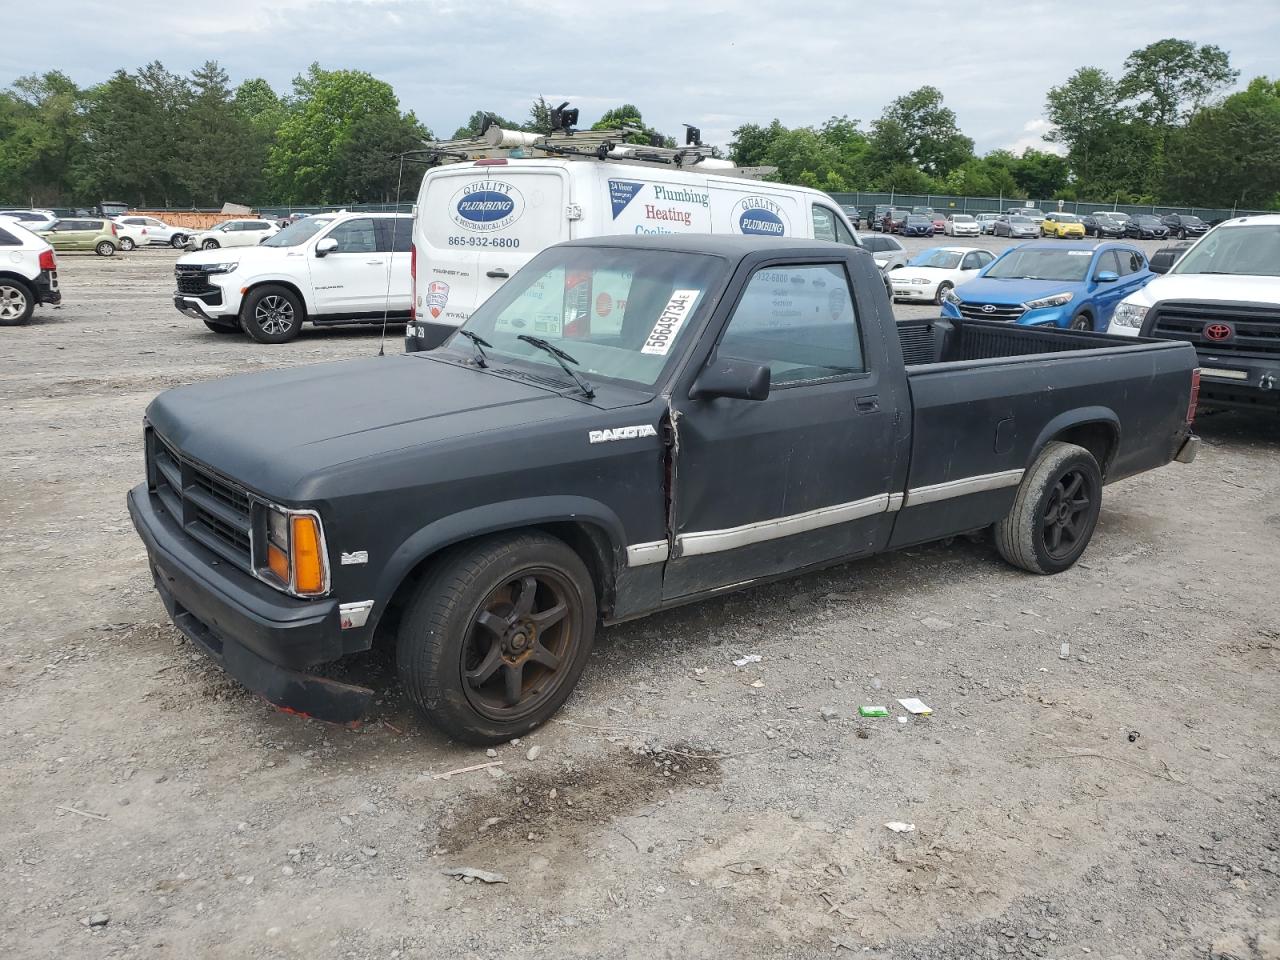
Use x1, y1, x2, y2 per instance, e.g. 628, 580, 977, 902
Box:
116, 215, 189, 249
186, 219, 280, 250
173, 211, 412, 343
0, 219, 61, 325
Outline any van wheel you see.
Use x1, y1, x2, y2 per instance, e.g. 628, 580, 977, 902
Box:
995, 441, 1102, 575
397, 533, 597, 744
240, 285, 303, 344
120, 237, 136, 252
0, 279, 35, 325
934, 282, 953, 306
1069, 312, 1093, 331
95, 241, 116, 257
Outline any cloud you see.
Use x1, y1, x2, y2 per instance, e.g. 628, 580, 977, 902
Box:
5, 0, 1278, 158
1009, 119, 1066, 156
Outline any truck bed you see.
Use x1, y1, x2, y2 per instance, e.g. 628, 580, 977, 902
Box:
897, 317, 1131, 366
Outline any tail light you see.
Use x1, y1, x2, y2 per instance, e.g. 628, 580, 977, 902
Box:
39, 249, 56, 271
110, 222, 118, 236
1187, 368, 1200, 425
410, 242, 417, 319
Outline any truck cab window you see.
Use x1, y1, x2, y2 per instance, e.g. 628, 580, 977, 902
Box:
719, 263, 864, 385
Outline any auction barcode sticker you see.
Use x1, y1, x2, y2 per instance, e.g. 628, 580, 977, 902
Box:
641, 290, 701, 356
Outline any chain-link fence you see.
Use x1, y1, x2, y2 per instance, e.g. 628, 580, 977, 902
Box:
828, 192, 1272, 223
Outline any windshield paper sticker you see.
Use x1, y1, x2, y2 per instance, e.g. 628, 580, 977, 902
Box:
1066, 250, 1092, 255
609, 180, 644, 219
641, 290, 700, 356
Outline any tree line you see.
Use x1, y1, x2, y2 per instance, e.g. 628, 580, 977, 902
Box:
2, 38, 1277, 210
731, 39, 1279, 210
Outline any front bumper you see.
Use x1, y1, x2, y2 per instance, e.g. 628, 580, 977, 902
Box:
1193, 354, 1280, 409
128, 485, 373, 723
892, 283, 938, 301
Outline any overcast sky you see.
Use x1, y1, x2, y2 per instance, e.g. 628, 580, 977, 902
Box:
9, 0, 1278, 155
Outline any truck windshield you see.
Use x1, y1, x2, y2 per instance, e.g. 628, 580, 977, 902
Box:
985, 248, 1092, 282
262, 217, 335, 247
456, 246, 724, 389
1173, 224, 1280, 278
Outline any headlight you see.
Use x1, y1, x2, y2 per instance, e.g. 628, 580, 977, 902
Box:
257, 505, 329, 596
1112, 302, 1149, 329
204, 261, 239, 275
942, 288, 962, 305
1024, 292, 1074, 310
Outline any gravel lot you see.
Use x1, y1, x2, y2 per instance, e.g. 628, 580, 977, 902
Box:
3, 244, 1278, 960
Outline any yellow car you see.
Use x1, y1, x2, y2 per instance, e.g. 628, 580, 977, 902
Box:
1041, 213, 1086, 239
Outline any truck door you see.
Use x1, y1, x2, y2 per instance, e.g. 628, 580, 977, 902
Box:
662, 257, 904, 600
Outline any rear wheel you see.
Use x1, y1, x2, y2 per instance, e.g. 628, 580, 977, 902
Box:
120, 237, 136, 252
170, 234, 187, 248
995, 441, 1102, 574
240, 285, 303, 344
397, 533, 597, 744
95, 241, 116, 257
0, 279, 35, 326
934, 281, 953, 306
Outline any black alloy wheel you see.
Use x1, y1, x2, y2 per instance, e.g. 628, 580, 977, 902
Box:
1042, 467, 1094, 561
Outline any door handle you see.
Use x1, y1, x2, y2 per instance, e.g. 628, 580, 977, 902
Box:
486, 269, 509, 279
855, 395, 880, 413
366, 259, 384, 265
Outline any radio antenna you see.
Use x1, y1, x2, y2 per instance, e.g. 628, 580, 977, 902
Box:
377, 151, 407, 357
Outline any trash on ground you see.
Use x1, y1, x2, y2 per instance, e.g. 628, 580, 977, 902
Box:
441, 867, 509, 884
1060, 641, 1071, 660
858, 705, 890, 718
432, 760, 504, 780
884, 821, 916, 833
897, 698, 933, 715
733, 654, 762, 666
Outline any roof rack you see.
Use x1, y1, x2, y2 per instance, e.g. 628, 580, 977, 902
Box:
403, 108, 776, 179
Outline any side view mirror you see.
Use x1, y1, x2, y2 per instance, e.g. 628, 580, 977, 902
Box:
315, 237, 339, 257
1095, 270, 1119, 283
689, 358, 771, 402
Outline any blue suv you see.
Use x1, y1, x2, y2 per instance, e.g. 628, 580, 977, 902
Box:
941, 241, 1154, 331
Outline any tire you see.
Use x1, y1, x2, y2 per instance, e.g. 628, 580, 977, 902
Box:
0, 279, 35, 326
397, 533, 597, 744
934, 281, 953, 306
202, 318, 241, 335
995, 441, 1102, 575
95, 241, 116, 257
170, 235, 186, 249
240, 285, 303, 344
1178, 229, 1187, 240
1069, 312, 1093, 332
202, 240, 219, 250
120, 237, 136, 252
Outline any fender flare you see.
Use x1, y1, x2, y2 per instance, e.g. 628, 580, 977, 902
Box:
369, 495, 630, 627
1029, 406, 1121, 475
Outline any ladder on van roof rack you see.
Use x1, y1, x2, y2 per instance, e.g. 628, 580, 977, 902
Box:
402, 106, 776, 180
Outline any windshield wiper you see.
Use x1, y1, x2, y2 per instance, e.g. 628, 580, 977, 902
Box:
516, 334, 596, 398
456, 329, 492, 368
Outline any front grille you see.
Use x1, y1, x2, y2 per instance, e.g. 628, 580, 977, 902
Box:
151, 432, 254, 570
175, 264, 216, 296
1149, 301, 1280, 356
957, 302, 1026, 322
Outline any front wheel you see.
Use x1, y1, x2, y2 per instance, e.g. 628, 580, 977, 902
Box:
95, 241, 116, 257
1069, 313, 1093, 331
934, 281, 953, 306
202, 240, 219, 250
995, 441, 1102, 574
240, 285, 303, 343
120, 237, 136, 252
397, 533, 597, 744
170, 234, 187, 248
1178, 229, 1187, 240
0, 279, 35, 326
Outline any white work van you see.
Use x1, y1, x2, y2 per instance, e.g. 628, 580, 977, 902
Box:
406, 158, 862, 350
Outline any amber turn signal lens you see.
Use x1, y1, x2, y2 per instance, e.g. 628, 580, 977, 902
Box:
291, 515, 325, 594
266, 542, 289, 583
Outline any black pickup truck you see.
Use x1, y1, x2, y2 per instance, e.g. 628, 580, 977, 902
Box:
128, 235, 1201, 743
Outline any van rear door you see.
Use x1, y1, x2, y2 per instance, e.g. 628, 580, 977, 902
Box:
408, 164, 570, 350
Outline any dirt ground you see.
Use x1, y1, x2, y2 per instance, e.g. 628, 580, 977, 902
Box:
2, 244, 1278, 960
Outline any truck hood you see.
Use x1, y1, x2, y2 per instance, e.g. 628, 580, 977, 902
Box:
177, 245, 292, 268
953, 277, 1080, 306
1123, 272, 1280, 308
146, 355, 598, 500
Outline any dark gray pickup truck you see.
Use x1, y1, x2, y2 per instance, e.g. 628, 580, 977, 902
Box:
129, 235, 1201, 743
